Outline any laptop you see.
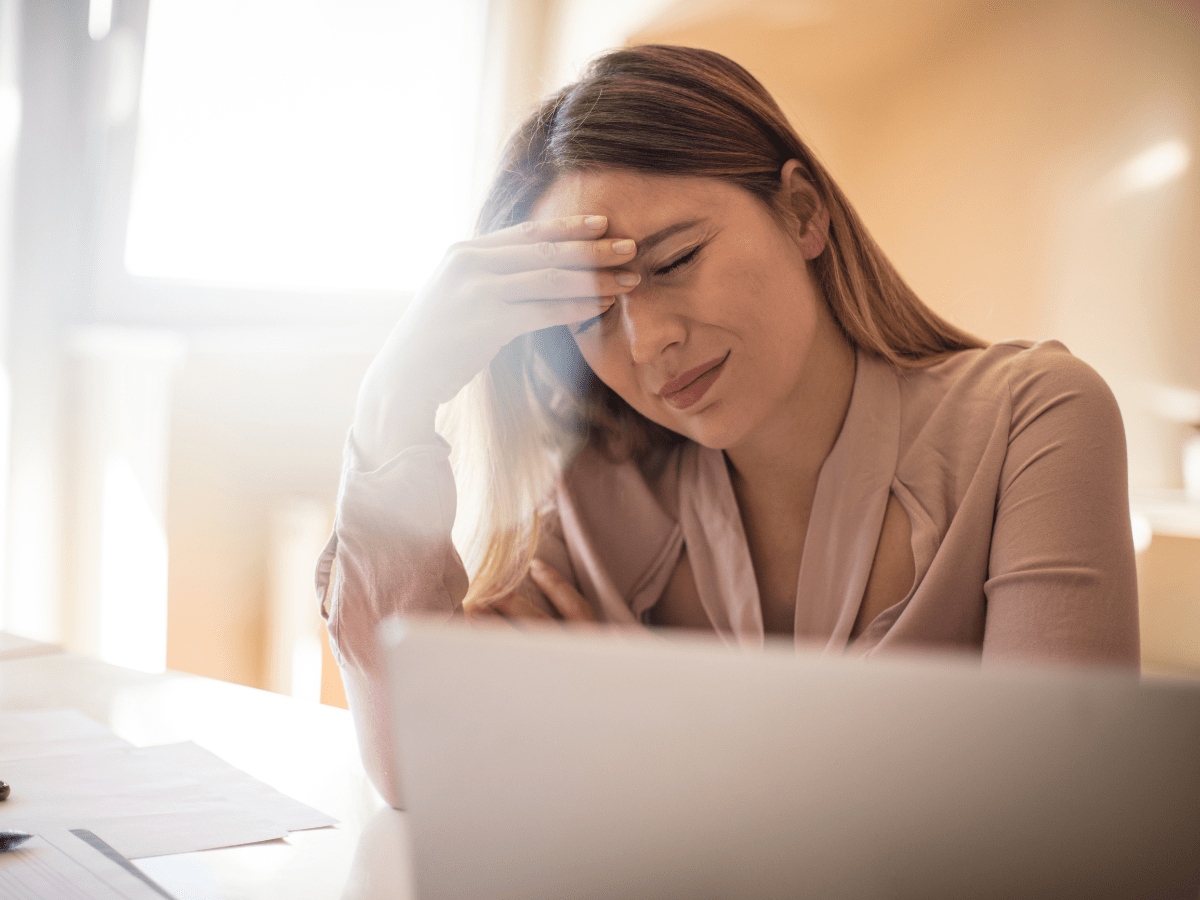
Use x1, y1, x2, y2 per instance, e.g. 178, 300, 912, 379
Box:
382, 618, 1200, 900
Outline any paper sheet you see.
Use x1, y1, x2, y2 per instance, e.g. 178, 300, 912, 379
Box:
0, 745, 289, 858
132, 742, 336, 832
0, 828, 175, 899
0, 710, 337, 859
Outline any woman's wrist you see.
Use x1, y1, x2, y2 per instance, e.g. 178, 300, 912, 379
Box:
351, 396, 441, 471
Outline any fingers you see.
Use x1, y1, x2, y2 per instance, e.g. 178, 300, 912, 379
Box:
473, 214, 610, 248
463, 269, 630, 337
438, 215, 639, 332
477, 236, 638, 276
466, 592, 552, 624
465, 215, 638, 281
462, 602, 518, 631
465, 560, 597, 628
515, 296, 617, 333
489, 266, 639, 304
529, 559, 597, 623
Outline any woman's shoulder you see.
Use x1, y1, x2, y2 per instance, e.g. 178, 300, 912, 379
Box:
901, 339, 1117, 414
892, 339, 1122, 462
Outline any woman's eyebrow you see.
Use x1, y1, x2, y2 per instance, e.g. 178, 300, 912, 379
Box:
633, 219, 705, 256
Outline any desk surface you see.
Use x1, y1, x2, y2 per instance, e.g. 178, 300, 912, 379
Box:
0, 644, 412, 899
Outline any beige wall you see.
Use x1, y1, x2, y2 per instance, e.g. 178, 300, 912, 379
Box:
1139, 535, 1200, 674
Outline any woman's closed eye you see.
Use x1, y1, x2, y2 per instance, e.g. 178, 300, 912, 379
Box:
654, 245, 701, 277
573, 245, 703, 335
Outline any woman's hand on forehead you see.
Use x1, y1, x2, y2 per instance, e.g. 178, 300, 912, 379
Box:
350, 214, 640, 467
472, 216, 639, 280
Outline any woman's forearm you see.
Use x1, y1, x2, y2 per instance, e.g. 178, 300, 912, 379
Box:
318, 438, 468, 806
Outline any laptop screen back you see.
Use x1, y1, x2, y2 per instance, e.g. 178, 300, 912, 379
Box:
384, 620, 1200, 900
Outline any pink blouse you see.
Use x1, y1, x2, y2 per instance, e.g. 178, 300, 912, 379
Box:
317, 340, 1140, 806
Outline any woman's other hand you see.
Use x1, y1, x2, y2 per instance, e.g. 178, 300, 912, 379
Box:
352, 216, 640, 468
465, 558, 597, 626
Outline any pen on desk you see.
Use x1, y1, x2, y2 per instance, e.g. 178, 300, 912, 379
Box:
0, 831, 33, 852
0, 783, 34, 853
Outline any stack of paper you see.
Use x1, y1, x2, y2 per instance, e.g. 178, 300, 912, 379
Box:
0, 709, 336, 859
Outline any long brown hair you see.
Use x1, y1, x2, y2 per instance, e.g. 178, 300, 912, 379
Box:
446, 45, 984, 607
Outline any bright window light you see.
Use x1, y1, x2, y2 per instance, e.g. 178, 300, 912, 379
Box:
99, 455, 168, 673
1115, 139, 1191, 195
0, 84, 20, 151
125, 0, 487, 292
89, 0, 113, 41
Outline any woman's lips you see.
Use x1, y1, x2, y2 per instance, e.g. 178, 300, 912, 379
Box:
659, 353, 728, 410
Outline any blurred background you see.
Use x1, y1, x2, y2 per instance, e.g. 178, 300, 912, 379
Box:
0, 0, 1196, 705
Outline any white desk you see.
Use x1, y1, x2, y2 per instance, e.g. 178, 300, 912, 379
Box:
0, 644, 413, 899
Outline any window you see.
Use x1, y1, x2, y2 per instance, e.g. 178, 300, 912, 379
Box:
101, 0, 488, 320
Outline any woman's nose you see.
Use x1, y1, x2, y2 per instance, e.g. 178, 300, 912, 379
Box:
619, 293, 686, 364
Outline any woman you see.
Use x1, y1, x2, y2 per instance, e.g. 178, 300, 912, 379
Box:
318, 46, 1139, 807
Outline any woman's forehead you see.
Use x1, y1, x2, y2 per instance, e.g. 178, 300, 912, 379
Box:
529, 169, 741, 237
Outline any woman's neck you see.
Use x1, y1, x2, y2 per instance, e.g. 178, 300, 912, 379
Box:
723, 306, 857, 508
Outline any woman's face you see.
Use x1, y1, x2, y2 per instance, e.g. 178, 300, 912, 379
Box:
529, 167, 832, 453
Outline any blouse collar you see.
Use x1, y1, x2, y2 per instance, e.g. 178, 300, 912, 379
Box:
678, 348, 902, 648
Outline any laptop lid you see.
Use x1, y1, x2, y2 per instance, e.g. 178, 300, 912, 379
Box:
383, 619, 1200, 900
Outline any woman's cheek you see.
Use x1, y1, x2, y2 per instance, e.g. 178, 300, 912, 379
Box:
575, 335, 623, 389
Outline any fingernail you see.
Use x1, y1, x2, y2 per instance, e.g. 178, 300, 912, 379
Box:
615, 272, 640, 287
584, 216, 607, 229
611, 239, 635, 254
530, 558, 547, 574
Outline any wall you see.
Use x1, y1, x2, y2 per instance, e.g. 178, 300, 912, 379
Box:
1139, 535, 1200, 674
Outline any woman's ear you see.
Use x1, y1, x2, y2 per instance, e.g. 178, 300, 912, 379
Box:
780, 159, 829, 260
